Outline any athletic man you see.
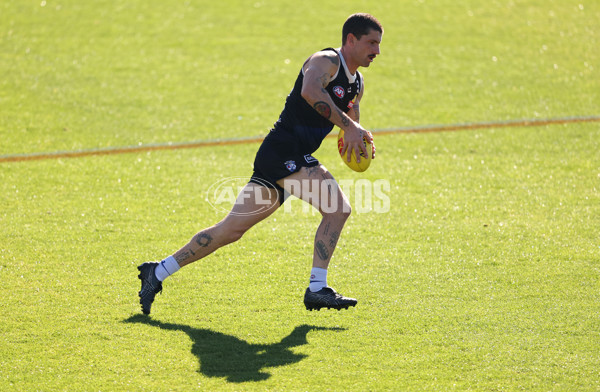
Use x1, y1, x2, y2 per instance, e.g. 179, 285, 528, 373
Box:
138, 13, 383, 314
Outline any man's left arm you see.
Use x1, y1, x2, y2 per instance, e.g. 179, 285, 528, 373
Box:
347, 84, 376, 158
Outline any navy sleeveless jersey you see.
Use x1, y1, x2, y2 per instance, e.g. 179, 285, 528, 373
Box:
271, 48, 362, 154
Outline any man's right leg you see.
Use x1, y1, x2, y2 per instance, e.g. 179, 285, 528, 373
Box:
138, 182, 281, 314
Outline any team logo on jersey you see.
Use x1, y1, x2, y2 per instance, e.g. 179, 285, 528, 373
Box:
284, 160, 297, 172
333, 86, 345, 98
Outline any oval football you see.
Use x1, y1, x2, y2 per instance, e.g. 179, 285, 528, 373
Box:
337, 129, 372, 172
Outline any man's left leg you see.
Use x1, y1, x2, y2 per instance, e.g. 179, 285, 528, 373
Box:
278, 165, 358, 311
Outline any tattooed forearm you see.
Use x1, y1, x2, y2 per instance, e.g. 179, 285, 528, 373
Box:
314, 101, 331, 119
336, 107, 350, 127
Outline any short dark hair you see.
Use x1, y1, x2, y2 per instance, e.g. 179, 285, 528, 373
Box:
342, 13, 383, 45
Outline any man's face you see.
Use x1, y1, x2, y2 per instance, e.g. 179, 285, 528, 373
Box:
352, 29, 382, 68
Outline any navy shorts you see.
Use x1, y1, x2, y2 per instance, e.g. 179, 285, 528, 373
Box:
250, 131, 320, 203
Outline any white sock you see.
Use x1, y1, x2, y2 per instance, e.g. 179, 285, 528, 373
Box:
309, 267, 328, 292
155, 255, 181, 282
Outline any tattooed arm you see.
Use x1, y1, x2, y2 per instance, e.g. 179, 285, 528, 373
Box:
300, 51, 370, 161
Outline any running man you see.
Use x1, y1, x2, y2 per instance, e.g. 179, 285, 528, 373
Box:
138, 13, 383, 314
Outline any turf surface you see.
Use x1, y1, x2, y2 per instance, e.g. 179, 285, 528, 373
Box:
1, 0, 599, 390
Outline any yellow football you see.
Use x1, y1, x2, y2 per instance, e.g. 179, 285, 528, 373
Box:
337, 128, 373, 172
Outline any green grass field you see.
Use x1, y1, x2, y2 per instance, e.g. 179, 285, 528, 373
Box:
1, 0, 599, 390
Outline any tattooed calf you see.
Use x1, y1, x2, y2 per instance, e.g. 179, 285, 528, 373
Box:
195, 233, 213, 247
328, 231, 340, 248
316, 240, 330, 261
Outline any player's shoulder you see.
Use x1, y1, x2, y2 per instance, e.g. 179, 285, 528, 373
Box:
314, 48, 340, 66
303, 48, 340, 73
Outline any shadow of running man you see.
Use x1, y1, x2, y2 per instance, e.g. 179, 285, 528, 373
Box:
124, 314, 345, 383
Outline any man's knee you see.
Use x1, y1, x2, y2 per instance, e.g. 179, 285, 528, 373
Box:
216, 223, 247, 245
339, 202, 352, 221
322, 199, 351, 221
226, 229, 245, 244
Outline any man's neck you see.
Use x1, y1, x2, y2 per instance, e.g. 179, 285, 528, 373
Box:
339, 46, 358, 74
